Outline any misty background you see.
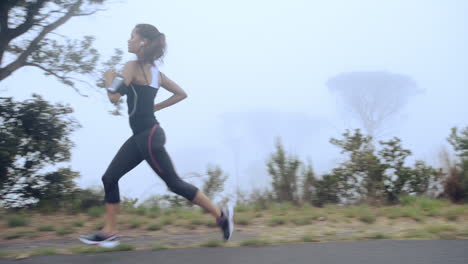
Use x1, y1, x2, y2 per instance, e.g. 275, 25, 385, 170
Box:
1, 0, 467, 203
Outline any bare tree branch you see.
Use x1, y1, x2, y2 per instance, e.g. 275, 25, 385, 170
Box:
33, 9, 65, 25
74, 8, 106, 16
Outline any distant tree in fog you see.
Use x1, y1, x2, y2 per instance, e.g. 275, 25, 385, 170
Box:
327, 71, 420, 138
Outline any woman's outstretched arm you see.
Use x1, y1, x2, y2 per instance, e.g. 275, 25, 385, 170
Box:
104, 61, 135, 104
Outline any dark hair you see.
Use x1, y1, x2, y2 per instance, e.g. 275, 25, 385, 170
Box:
135, 24, 166, 65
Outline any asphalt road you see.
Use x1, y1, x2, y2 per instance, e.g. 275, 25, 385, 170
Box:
1, 239, 467, 264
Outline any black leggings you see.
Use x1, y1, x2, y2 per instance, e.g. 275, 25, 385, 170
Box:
101, 124, 198, 203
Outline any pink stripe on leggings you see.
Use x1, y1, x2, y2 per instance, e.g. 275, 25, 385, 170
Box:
148, 124, 164, 173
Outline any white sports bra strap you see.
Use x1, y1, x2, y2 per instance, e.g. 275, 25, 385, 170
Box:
150, 65, 159, 89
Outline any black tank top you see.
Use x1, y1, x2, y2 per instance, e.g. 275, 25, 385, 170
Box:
116, 64, 160, 134
124, 84, 159, 134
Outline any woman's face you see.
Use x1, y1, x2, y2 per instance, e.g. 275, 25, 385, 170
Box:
128, 28, 143, 54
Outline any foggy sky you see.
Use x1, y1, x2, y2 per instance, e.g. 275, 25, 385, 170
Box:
2, 0, 468, 203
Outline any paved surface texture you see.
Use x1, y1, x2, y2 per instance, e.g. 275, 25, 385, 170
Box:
1, 239, 467, 264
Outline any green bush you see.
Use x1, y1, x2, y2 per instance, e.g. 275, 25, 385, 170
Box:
87, 206, 104, 218
6, 215, 30, 227
37, 225, 55, 232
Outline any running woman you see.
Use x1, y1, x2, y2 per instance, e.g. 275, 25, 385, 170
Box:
79, 24, 234, 248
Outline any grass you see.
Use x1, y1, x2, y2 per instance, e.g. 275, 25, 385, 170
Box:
205, 220, 218, 228
444, 207, 465, 221
383, 206, 424, 221
71, 220, 84, 227
270, 203, 295, 215
177, 209, 203, 219
400, 195, 450, 210
359, 214, 376, 224
240, 239, 271, 247
4, 231, 27, 240
200, 240, 223, 247
134, 206, 148, 216
341, 205, 377, 224
423, 208, 441, 217
457, 230, 468, 238
146, 211, 160, 219
291, 216, 312, 226
147, 223, 162, 231
87, 206, 104, 218
30, 248, 58, 256
0, 251, 12, 258
302, 235, 320, 242
71, 244, 135, 254
1, 197, 466, 250
3, 230, 38, 240
128, 219, 145, 229
152, 243, 169, 250
160, 216, 175, 225
425, 224, 456, 234
323, 205, 341, 215
190, 219, 205, 226
401, 228, 432, 239
6, 215, 30, 227
343, 205, 371, 218
56, 226, 75, 236
94, 221, 104, 230
269, 216, 288, 226
235, 215, 251, 226
235, 205, 251, 213
366, 233, 391, 239
37, 225, 55, 232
